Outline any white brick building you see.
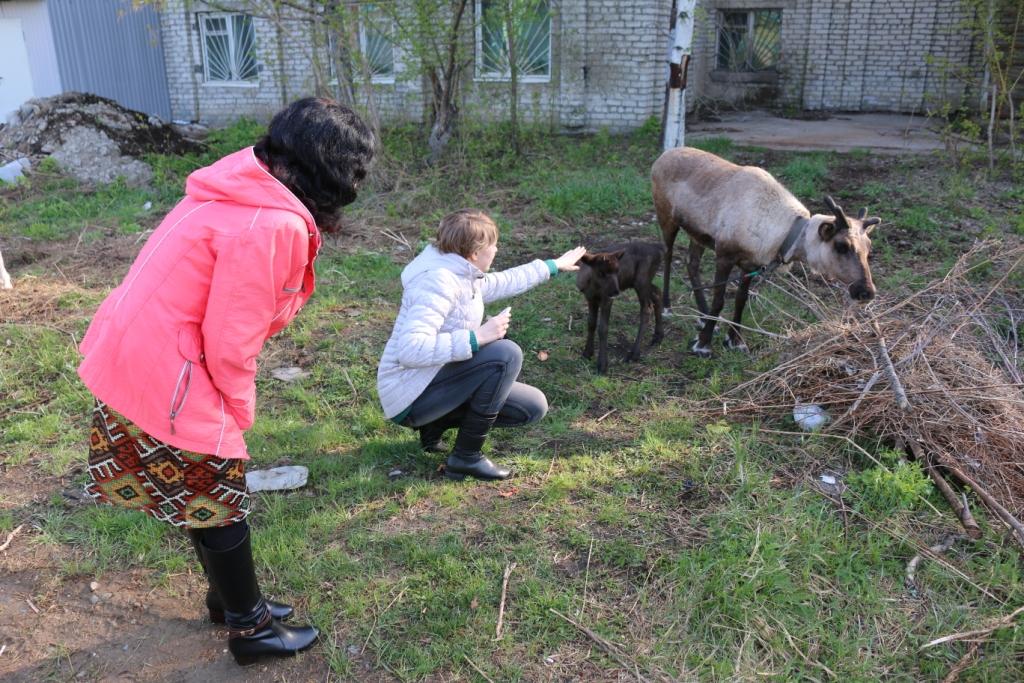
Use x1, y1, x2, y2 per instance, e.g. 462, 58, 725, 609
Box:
158, 1, 985, 130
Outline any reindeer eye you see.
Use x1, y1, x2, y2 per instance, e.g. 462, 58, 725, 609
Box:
835, 241, 850, 255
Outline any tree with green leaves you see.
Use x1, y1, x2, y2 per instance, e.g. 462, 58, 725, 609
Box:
479, 0, 551, 155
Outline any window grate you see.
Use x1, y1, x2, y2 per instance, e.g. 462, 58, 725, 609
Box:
477, 0, 551, 81
200, 13, 258, 83
716, 9, 781, 72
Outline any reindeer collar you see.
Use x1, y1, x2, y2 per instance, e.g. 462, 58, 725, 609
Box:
776, 216, 808, 265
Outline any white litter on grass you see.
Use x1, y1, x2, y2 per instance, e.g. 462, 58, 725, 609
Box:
270, 366, 309, 382
246, 466, 309, 492
793, 403, 829, 431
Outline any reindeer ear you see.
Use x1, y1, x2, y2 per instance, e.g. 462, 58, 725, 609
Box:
613, 250, 626, 260
862, 217, 881, 234
580, 253, 597, 266
818, 221, 838, 242
857, 207, 867, 220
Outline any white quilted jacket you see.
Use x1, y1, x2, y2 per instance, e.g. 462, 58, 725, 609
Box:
377, 244, 554, 419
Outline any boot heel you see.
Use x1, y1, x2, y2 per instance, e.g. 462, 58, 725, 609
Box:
444, 470, 466, 481
232, 652, 258, 666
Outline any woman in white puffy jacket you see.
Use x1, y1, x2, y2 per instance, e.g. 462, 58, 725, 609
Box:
377, 209, 585, 481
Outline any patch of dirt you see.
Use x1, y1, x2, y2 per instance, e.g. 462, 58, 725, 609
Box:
0, 534, 331, 682
1, 232, 141, 291
1, 93, 204, 186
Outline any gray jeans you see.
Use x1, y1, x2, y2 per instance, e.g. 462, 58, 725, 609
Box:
401, 340, 548, 429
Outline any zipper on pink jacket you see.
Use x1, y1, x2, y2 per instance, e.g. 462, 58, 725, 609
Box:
169, 360, 193, 435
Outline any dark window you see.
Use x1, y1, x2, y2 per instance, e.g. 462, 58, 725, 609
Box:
716, 9, 781, 72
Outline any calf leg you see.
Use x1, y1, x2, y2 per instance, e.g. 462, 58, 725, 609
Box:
582, 298, 599, 359
687, 242, 709, 330
692, 256, 734, 358
596, 299, 613, 374
624, 287, 650, 362
650, 287, 664, 345
724, 274, 753, 352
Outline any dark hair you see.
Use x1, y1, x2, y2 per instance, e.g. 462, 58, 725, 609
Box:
254, 97, 376, 231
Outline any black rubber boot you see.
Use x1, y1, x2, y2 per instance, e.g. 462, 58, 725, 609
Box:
187, 530, 294, 624
445, 409, 511, 481
200, 530, 318, 666
417, 405, 467, 453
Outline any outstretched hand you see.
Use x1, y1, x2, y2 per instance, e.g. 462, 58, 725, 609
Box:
554, 246, 587, 272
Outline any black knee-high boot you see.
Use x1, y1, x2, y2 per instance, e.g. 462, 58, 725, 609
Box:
200, 529, 319, 665
417, 404, 468, 453
445, 409, 511, 481
187, 530, 293, 624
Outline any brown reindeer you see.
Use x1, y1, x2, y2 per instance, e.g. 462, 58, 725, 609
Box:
576, 241, 665, 373
652, 147, 881, 357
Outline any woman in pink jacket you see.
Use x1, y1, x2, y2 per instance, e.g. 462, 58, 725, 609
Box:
77, 98, 375, 665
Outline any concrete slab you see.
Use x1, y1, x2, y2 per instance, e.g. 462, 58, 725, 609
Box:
687, 110, 946, 154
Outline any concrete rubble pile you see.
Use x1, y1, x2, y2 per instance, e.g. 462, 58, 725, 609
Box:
0, 92, 203, 186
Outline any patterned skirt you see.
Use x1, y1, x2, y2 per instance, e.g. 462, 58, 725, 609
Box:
86, 400, 250, 529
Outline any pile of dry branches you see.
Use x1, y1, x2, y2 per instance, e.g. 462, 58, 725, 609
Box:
701, 242, 1024, 545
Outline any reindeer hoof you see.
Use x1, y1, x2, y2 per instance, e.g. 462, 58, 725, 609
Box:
690, 340, 712, 358
651, 333, 664, 346
581, 349, 594, 359
724, 338, 749, 353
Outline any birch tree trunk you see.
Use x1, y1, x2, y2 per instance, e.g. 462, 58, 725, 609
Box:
662, 0, 696, 151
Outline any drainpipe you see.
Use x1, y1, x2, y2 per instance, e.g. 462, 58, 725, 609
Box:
662, 0, 696, 150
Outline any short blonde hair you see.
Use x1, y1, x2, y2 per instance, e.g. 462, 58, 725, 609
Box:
436, 209, 498, 257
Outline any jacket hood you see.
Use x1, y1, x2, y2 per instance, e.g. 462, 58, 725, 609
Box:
402, 244, 480, 286
186, 147, 316, 229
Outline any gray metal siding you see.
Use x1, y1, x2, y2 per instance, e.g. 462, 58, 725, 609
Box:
49, 0, 172, 120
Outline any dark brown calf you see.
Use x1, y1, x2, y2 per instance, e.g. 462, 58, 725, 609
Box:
576, 242, 665, 374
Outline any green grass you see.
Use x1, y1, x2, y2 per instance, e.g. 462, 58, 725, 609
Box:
2, 122, 1023, 680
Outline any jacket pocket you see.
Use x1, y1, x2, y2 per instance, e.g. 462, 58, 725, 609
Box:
272, 265, 306, 322
170, 324, 204, 435
177, 323, 205, 364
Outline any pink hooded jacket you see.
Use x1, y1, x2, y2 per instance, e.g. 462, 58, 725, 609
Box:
78, 147, 321, 460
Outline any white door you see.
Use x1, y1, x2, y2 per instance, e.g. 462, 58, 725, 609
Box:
0, 19, 35, 121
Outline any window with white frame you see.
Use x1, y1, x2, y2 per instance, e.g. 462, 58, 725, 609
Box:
359, 3, 395, 82
199, 13, 258, 83
476, 0, 551, 81
716, 9, 781, 72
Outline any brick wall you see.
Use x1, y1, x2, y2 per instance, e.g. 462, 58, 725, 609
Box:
159, 0, 983, 129
689, 0, 981, 113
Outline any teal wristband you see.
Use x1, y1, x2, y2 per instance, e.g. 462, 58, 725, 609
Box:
469, 331, 479, 353
545, 259, 558, 277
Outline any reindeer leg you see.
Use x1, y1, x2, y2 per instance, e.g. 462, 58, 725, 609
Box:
688, 241, 708, 331
0, 247, 12, 290
693, 256, 733, 358
724, 274, 753, 352
661, 225, 678, 315
582, 298, 599, 359
597, 299, 612, 374
625, 287, 650, 362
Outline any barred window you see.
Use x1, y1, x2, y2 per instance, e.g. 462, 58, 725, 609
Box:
476, 0, 551, 81
199, 13, 258, 83
716, 9, 781, 72
359, 3, 395, 82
